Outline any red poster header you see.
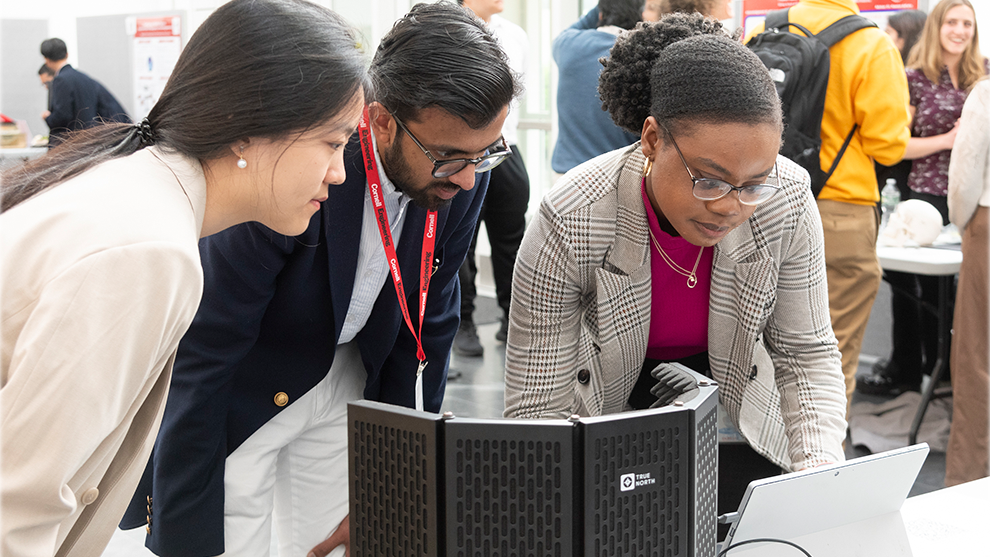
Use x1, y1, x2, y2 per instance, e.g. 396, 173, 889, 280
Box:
744, 0, 917, 17
135, 16, 180, 38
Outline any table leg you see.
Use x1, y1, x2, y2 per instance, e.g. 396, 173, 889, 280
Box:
908, 275, 951, 446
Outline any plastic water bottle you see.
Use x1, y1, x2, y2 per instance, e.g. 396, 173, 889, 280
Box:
880, 178, 901, 229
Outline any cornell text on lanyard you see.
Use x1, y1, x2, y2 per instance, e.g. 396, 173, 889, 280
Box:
359, 106, 436, 411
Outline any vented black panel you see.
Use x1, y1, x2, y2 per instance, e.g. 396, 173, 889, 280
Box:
694, 403, 718, 557
348, 365, 717, 557
348, 401, 442, 557
582, 411, 690, 557
444, 419, 576, 557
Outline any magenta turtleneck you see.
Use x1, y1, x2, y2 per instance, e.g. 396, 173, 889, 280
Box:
641, 179, 713, 360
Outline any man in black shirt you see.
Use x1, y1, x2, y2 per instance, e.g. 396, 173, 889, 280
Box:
41, 38, 130, 147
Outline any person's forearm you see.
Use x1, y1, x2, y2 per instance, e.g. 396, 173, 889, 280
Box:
902, 134, 953, 160
571, 5, 600, 31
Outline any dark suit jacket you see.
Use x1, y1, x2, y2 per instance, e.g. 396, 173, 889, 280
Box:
45, 65, 130, 146
120, 136, 489, 555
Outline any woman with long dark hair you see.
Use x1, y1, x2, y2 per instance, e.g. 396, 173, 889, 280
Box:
875, 9, 927, 202
887, 9, 928, 63
0, 1, 368, 555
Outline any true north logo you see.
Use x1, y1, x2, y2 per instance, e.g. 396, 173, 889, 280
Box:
620, 472, 656, 491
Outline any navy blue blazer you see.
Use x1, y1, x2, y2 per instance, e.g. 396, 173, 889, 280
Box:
45, 65, 130, 145
121, 136, 488, 555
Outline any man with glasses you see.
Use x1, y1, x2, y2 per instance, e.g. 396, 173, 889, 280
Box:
124, 4, 519, 557
38, 64, 54, 116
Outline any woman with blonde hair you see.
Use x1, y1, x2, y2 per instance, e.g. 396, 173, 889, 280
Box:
907, 0, 984, 94
859, 0, 986, 397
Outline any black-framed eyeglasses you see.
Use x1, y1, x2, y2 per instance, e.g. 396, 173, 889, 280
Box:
391, 112, 512, 178
660, 123, 780, 206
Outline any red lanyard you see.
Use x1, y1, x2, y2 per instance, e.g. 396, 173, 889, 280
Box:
358, 107, 436, 409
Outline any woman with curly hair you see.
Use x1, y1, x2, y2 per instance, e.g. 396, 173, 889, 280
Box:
504, 13, 846, 522
648, 0, 732, 21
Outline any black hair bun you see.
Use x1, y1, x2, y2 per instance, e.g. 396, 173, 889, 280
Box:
599, 13, 724, 134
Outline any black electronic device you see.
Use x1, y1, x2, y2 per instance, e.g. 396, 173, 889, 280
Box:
348, 363, 718, 557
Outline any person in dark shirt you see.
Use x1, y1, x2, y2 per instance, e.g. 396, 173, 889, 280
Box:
38, 65, 55, 126
551, 2, 641, 175
40, 38, 131, 147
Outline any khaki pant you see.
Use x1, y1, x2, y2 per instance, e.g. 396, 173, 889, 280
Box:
946, 207, 989, 486
817, 199, 882, 415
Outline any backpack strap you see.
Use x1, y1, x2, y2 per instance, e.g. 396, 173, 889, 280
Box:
816, 16, 876, 189
822, 124, 858, 187
815, 14, 878, 48
763, 8, 816, 39
764, 9, 789, 32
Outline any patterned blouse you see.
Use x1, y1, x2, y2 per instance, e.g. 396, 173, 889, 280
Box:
907, 66, 984, 196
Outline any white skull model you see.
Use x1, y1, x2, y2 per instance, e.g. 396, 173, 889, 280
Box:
879, 199, 943, 247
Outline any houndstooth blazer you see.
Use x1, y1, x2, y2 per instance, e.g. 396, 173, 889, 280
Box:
504, 143, 847, 471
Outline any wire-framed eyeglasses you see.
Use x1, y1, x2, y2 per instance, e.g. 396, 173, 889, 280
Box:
660, 123, 781, 206
391, 112, 512, 179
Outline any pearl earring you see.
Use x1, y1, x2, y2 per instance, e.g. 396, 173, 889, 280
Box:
237, 145, 247, 169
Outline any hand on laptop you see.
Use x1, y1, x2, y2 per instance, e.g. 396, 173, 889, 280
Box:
798, 461, 836, 471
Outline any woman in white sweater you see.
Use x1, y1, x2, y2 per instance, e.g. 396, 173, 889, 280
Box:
0, 2, 367, 555
946, 77, 990, 486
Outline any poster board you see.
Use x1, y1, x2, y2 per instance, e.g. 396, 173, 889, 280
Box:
129, 16, 182, 121
742, 0, 921, 36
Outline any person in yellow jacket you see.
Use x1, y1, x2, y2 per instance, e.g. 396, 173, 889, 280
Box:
747, 0, 912, 411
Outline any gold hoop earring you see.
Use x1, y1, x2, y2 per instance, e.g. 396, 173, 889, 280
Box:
642, 157, 654, 177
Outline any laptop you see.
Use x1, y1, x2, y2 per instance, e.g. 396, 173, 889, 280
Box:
719, 443, 929, 556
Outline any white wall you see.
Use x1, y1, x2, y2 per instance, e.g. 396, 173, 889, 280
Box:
1, 1, 216, 134
3, 1, 214, 61
0, 1, 438, 131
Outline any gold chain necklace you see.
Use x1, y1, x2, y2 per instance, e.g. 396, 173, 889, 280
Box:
648, 229, 704, 289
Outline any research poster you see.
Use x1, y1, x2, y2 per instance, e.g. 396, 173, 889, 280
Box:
742, 0, 920, 35
131, 16, 182, 121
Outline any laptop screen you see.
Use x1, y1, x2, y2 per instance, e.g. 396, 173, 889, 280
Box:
723, 443, 929, 553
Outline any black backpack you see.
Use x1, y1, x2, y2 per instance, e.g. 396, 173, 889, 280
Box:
746, 9, 877, 197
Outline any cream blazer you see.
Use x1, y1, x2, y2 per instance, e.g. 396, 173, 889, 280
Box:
1, 147, 206, 556
948, 79, 990, 229
504, 144, 847, 471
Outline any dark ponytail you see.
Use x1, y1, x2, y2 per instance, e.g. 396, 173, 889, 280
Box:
599, 13, 781, 136
2, 0, 368, 212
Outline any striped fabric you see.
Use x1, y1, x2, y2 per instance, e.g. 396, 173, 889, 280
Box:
504, 143, 847, 471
